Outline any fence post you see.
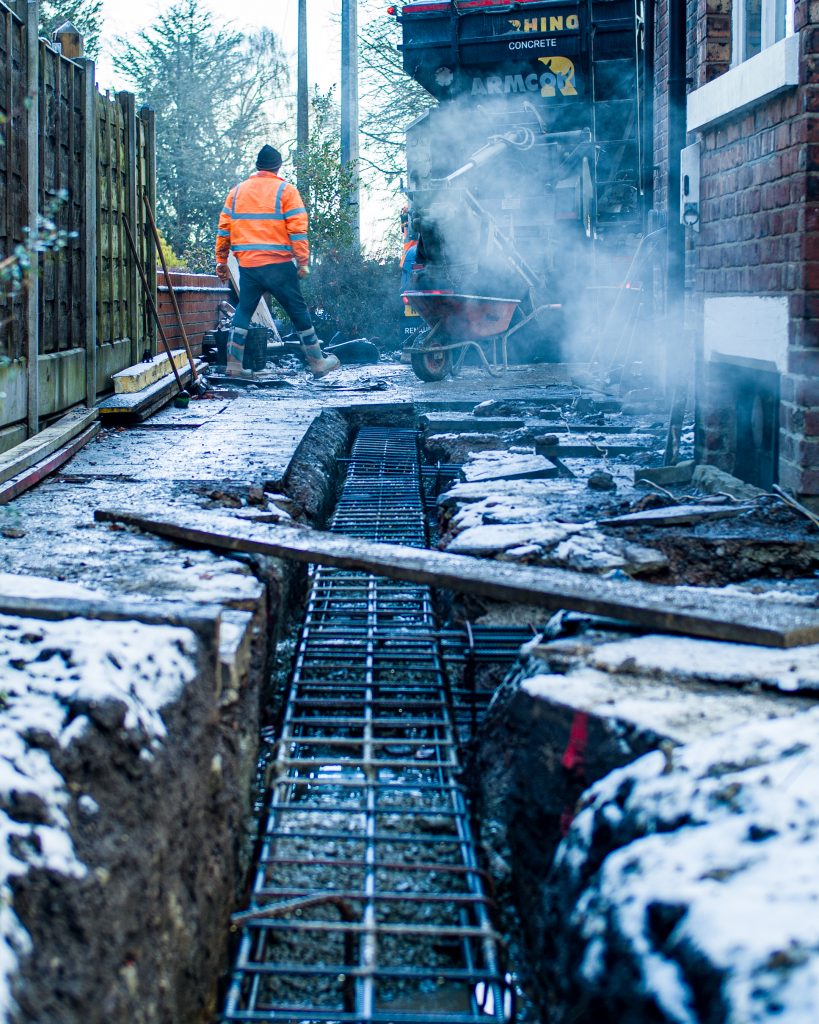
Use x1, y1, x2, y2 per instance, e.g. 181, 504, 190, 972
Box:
24, 0, 39, 436
80, 58, 97, 407
139, 105, 157, 355
120, 92, 139, 363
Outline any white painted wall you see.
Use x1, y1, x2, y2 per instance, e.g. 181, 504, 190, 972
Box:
703, 295, 789, 372
687, 33, 799, 132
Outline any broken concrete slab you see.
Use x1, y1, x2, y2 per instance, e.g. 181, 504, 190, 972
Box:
419, 412, 526, 433
446, 522, 580, 556
93, 507, 819, 646
438, 479, 566, 509
461, 451, 557, 483
693, 463, 766, 499
633, 460, 695, 486
520, 664, 811, 745
425, 432, 508, 463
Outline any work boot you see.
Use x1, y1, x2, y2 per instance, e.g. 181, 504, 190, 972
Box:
299, 330, 340, 378
226, 327, 252, 378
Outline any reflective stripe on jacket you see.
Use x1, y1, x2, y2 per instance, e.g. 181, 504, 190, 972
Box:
215, 171, 309, 268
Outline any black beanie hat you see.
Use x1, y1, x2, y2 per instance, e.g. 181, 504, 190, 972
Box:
256, 145, 282, 171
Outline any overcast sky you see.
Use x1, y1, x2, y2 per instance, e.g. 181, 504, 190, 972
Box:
96, 0, 342, 95
95, 0, 400, 248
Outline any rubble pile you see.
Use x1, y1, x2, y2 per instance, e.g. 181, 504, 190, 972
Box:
474, 618, 819, 1021
440, 481, 667, 575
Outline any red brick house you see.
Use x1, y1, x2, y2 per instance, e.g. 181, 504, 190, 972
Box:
656, 0, 815, 495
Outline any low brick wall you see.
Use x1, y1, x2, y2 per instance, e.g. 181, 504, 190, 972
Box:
156, 272, 231, 356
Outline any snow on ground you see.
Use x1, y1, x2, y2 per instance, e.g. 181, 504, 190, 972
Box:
0, 614, 200, 1018
553, 707, 819, 1023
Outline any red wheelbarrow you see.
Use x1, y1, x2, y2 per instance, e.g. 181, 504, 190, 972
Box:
402, 291, 521, 382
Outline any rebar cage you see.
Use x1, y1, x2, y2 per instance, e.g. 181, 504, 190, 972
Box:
222, 427, 513, 1023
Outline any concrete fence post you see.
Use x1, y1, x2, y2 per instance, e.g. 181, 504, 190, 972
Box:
24, 0, 39, 436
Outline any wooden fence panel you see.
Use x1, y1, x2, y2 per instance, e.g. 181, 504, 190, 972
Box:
95, 91, 152, 370
0, 2, 156, 450
0, 3, 26, 366
38, 39, 85, 357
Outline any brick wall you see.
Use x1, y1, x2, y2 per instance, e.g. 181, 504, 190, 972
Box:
696, 92, 802, 299
695, 0, 731, 86
684, 0, 819, 498
155, 272, 231, 356
780, 0, 819, 497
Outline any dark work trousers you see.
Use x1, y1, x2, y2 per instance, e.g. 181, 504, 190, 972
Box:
234, 260, 313, 334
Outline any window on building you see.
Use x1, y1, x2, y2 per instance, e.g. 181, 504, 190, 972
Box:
732, 0, 794, 64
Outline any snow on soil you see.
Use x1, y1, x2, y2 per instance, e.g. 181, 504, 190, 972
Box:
0, 573, 105, 601
589, 634, 819, 693
553, 707, 819, 1024
0, 614, 199, 1018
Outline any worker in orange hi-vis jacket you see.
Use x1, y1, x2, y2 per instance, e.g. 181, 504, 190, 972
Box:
215, 144, 339, 378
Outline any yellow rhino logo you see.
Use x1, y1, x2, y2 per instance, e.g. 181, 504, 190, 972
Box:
537, 56, 578, 97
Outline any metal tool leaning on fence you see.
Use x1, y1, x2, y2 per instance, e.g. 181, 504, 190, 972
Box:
214, 144, 340, 379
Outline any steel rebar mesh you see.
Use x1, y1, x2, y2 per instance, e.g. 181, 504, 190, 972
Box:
221, 428, 512, 1023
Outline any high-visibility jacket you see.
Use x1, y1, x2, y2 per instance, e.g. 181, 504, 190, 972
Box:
215, 171, 309, 269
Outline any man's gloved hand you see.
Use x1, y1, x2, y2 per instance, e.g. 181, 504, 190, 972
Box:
215, 263, 229, 283
297, 265, 310, 279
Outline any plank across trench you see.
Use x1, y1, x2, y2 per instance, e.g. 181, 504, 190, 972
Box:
221, 428, 511, 1023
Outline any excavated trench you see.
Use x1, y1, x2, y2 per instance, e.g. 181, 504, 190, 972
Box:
217, 414, 533, 1023
213, 394, 819, 1024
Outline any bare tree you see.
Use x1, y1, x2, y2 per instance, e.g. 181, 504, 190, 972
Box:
358, 1, 430, 184
115, 0, 288, 269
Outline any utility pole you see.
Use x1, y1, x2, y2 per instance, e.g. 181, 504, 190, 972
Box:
297, 0, 309, 191
341, 0, 360, 247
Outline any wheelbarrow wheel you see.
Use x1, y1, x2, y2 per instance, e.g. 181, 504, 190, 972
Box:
410, 331, 451, 382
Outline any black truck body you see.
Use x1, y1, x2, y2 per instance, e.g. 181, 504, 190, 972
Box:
397, 0, 652, 361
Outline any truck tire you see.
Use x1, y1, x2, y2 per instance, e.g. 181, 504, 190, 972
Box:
410, 332, 451, 382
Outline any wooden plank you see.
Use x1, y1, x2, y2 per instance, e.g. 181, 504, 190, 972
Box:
534, 442, 653, 458
0, 405, 97, 485
140, 104, 157, 354
599, 504, 751, 528
0, 422, 98, 503
112, 348, 187, 393
91, 508, 819, 648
